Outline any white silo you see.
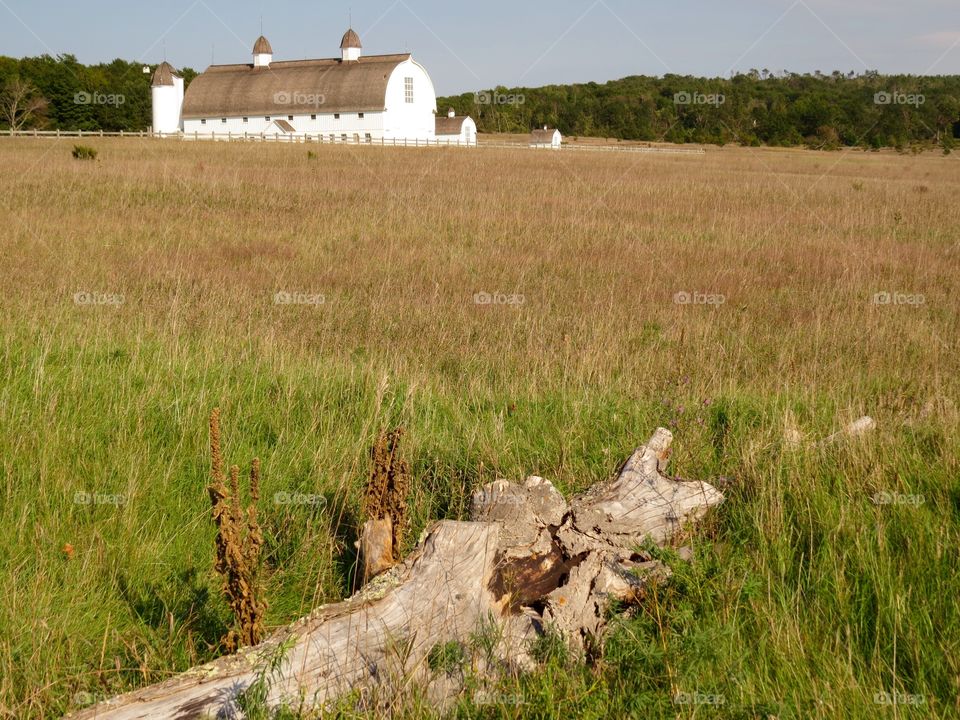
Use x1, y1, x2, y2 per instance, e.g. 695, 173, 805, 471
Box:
151, 62, 183, 135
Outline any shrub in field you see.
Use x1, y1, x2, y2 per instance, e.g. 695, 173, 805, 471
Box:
71, 144, 97, 160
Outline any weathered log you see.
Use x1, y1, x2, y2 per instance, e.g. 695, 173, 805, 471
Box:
69, 428, 723, 719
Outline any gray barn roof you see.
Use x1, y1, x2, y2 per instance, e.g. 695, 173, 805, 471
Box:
151, 62, 179, 87
340, 28, 362, 49
435, 115, 468, 135
530, 128, 560, 143
181, 54, 412, 118
253, 35, 273, 54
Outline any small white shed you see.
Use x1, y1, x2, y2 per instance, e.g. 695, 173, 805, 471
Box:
435, 109, 477, 145
530, 126, 562, 149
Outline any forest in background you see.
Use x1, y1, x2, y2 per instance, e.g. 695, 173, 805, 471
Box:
2, 53, 958, 150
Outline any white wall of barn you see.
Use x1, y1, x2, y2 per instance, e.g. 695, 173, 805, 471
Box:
382, 59, 437, 140
182, 111, 386, 138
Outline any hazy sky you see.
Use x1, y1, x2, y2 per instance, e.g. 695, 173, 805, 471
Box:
1, 0, 958, 94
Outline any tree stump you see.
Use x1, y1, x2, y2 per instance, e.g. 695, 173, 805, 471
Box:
69, 428, 722, 719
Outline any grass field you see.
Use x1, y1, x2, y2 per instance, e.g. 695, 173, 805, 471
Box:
0, 137, 958, 718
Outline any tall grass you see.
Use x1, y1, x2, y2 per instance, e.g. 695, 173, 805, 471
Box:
0, 138, 957, 718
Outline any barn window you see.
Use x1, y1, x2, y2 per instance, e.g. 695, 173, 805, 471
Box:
334, 113, 340, 120
311, 114, 317, 120
288, 115, 294, 121
200, 119, 206, 125
265, 116, 271, 121
242, 117, 248, 123
404, 77, 414, 103
358, 112, 365, 119
221, 118, 227, 124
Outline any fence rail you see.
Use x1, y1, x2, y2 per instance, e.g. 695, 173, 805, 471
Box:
0, 129, 706, 155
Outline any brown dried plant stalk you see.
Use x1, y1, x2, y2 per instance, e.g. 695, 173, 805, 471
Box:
208, 408, 266, 652
363, 428, 411, 560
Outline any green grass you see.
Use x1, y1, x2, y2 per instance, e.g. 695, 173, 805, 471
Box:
0, 138, 957, 718
2, 323, 956, 718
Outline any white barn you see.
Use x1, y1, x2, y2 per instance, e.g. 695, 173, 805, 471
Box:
435, 108, 477, 145
530, 127, 562, 149
151, 29, 470, 144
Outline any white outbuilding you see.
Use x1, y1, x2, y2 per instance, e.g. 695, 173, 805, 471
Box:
150, 62, 184, 135
530, 126, 562, 149
158, 28, 440, 143
435, 108, 477, 145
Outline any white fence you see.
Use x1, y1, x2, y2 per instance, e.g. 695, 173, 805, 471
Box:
0, 129, 706, 155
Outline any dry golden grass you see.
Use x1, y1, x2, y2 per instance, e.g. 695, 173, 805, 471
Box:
4, 138, 957, 396
0, 137, 958, 718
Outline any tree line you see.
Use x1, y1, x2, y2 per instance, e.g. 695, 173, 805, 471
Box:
2, 53, 958, 150
440, 71, 960, 151
0, 54, 196, 132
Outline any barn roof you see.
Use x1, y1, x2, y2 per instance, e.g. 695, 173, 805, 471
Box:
340, 28, 362, 49
269, 119, 296, 133
253, 35, 273, 54
181, 54, 412, 118
530, 128, 560, 142
151, 61, 179, 87
435, 115, 468, 135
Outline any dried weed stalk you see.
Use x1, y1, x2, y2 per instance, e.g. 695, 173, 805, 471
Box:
208, 408, 266, 651
363, 428, 411, 560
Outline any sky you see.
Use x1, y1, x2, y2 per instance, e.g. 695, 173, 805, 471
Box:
1, 0, 958, 95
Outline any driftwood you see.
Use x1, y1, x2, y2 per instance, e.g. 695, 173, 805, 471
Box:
70, 428, 722, 719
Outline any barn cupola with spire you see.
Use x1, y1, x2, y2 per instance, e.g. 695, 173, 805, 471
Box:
253, 35, 273, 68
340, 28, 362, 62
